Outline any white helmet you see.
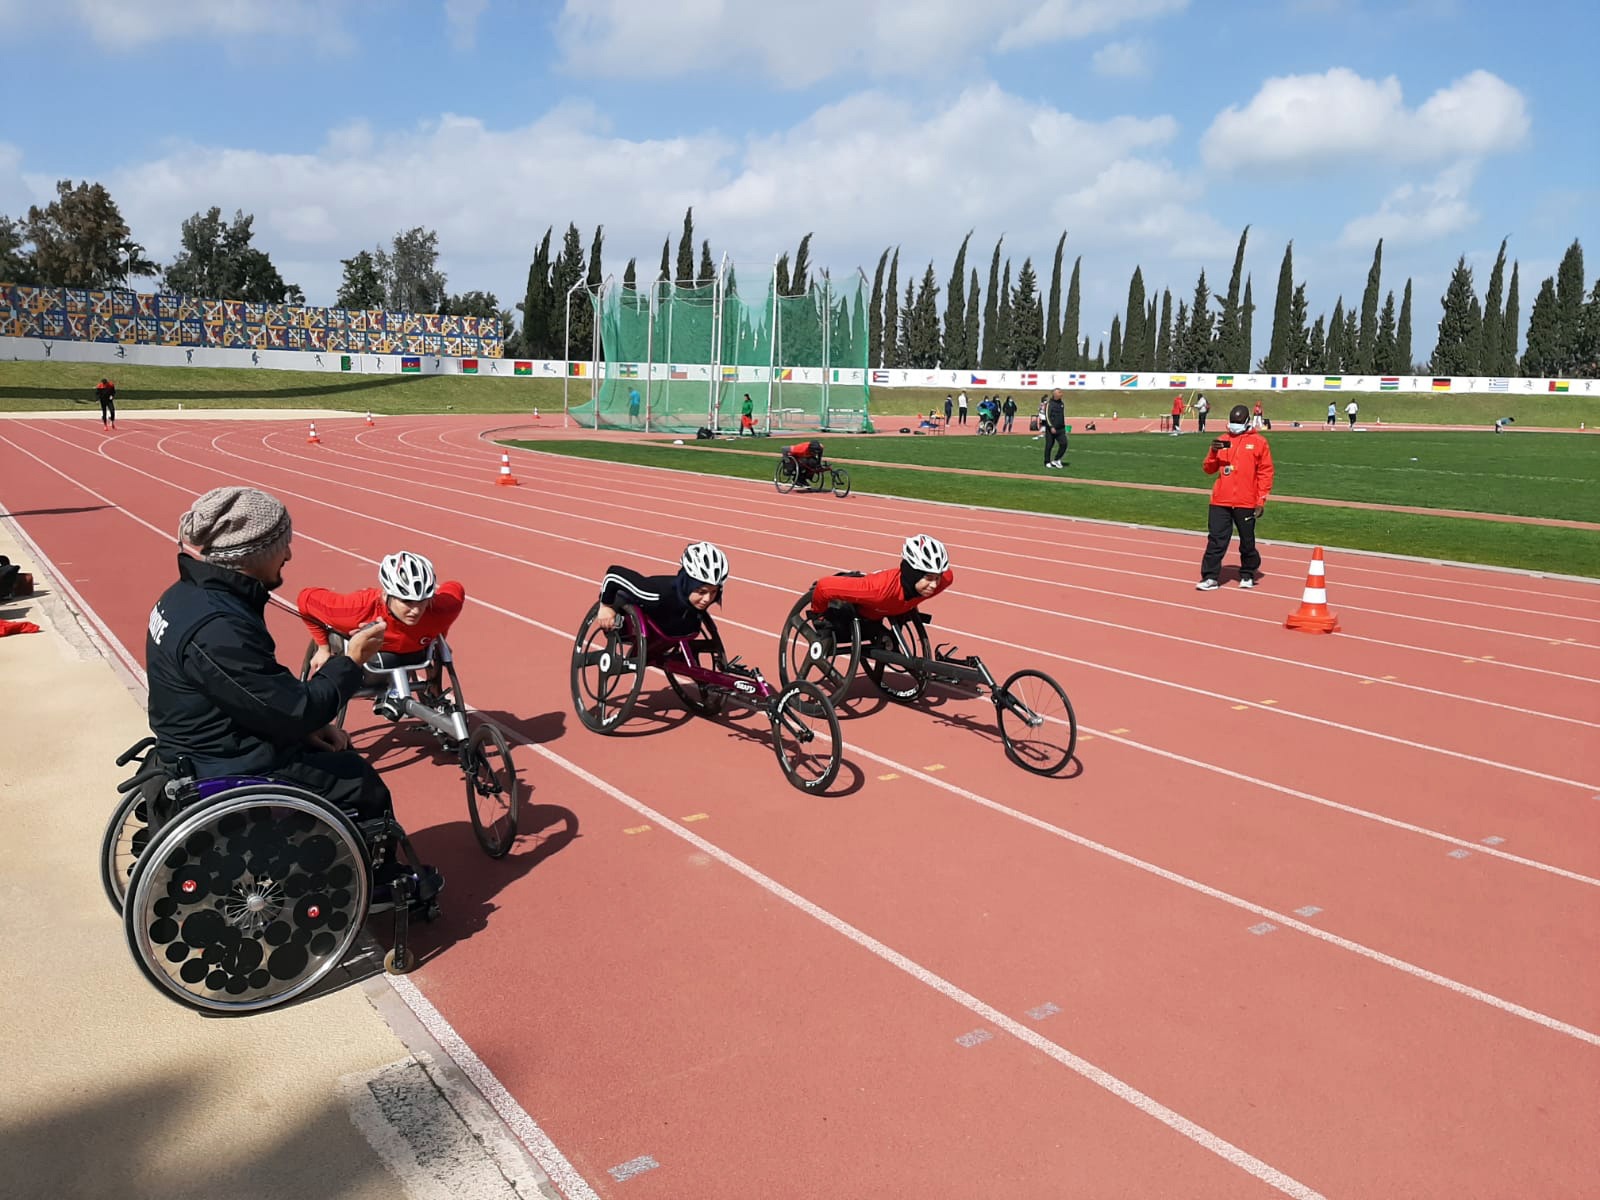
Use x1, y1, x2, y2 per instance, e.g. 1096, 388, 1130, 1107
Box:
378, 551, 437, 601
901, 534, 949, 574
680, 541, 729, 586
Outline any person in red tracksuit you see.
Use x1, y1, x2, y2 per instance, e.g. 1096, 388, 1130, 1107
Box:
1170, 393, 1184, 434
1196, 404, 1274, 591
807, 534, 954, 642
299, 550, 466, 677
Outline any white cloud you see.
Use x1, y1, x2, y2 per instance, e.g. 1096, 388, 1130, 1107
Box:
557, 0, 1188, 86
1339, 162, 1479, 247
1201, 68, 1529, 172
444, 0, 488, 50
1091, 39, 1149, 78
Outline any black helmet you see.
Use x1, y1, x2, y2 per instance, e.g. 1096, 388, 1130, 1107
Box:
1229, 404, 1250, 425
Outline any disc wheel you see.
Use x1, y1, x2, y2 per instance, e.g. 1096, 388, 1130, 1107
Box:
101, 788, 153, 913
773, 456, 798, 494
831, 468, 851, 498
299, 638, 350, 730
995, 668, 1077, 776
863, 616, 931, 703
769, 681, 842, 793
464, 723, 520, 857
777, 591, 859, 711
571, 601, 647, 733
664, 613, 728, 717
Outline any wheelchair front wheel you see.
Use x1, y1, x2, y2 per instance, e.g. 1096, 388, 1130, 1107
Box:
464, 723, 520, 858
769, 681, 842, 793
863, 617, 931, 703
995, 668, 1077, 776
100, 788, 153, 913
831, 468, 851, 498
777, 591, 860, 711
571, 601, 647, 732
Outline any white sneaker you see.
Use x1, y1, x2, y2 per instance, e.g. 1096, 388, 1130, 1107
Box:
1195, 578, 1220, 591
1238, 576, 1256, 589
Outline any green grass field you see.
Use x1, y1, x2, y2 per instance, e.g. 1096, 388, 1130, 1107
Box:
508, 433, 1600, 579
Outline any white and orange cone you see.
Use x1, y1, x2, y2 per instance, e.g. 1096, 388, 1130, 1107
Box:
365, 411, 375, 427
495, 452, 520, 487
1285, 547, 1340, 633
532, 406, 541, 422
307, 421, 321, 444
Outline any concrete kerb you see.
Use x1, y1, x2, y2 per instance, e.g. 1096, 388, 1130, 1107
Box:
0, 516, 562, 1200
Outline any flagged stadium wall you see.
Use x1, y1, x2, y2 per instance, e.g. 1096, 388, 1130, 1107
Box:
2, 336, 1591, 399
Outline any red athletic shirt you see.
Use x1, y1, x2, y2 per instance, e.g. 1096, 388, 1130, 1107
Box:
808, 566, 954, 621
297, 581, 466, 653
1171, 396, 1184, 416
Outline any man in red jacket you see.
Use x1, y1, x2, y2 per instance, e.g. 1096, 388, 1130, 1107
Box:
299, 551, 466, 674
807, 534, 954, 640
1196, 405, 1274, 591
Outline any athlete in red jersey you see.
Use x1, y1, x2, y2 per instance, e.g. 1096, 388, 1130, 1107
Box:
807, 534, 953, 636
299, 551, 465, 674
784, 439, 824, 485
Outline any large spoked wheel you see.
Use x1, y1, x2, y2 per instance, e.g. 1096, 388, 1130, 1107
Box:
123, 787, 370, 1015
571, 601, 647, 733
769, 681, 842, 793
299, 638, 350, 730
777, 592, 860, 711
101, 788, 154, 913
464, 723, 520, 857
773, 456, 798, 494
831, 468, 851, 498
863, 617, 931, 704
665, 613, 728, 717
995, 669, 1077, 776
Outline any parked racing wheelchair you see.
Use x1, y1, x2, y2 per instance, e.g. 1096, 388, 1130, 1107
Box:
777, 592, 1077, 776
570, 599, 842, 792
102, 735, 442, 1014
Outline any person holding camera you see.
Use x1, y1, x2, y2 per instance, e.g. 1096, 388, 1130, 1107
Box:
1196, 404, 1274, 591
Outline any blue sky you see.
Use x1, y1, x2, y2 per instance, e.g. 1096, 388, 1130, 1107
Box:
2, 0, 1595, 363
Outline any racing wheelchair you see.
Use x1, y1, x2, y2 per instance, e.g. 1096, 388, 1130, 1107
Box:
777, 592, 1077, 776
102, 736, 443, 1014
570, 599, 842, 792
774, 451, 851, 498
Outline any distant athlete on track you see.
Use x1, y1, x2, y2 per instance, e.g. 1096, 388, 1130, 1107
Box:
594, 541, 729, 636
299, 551, 466, 678
807, 534, 954, 641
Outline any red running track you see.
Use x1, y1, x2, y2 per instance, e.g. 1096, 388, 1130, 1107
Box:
3, 413, 1597, 1200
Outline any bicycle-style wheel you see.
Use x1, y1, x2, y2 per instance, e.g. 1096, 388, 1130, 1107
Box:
831, 468, 851, 498
774, 457, 798, 494
995, 668, 1077, 776
100, 788, 153, 912
665, 613, 728, 717
769, 681, 842, 793
571, 601, 647, 733
464, 723, 520, 857
863, 616, 931, 703
777, 591, 859, 710
299, 637, 350, 730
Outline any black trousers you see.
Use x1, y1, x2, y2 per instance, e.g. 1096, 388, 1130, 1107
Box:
1196, 411, 1208, 432
274, 748, 392, 822
1201, 505, 1260, 580
1043, 428, 1069, 463
99, 396, 116, 423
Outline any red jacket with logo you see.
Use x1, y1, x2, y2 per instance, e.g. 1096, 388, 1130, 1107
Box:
808, 566, 954, 621
297, 581, 465, 653
1203, 433, 1274, 508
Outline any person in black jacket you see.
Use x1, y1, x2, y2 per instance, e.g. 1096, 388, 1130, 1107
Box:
1042, 389, 1068, 468
95, 378, 116, 430
594, 541, 730, 637
145, 486, 390, 819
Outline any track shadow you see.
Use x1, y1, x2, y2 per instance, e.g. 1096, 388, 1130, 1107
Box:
1, 504, 113, 517
920, 705, 1084, 782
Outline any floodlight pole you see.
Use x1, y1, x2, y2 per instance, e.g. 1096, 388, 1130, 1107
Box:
591, 275, 610, 429
821, 268, 831, 432
768, 251, 781, 434
709, 252, 729, 432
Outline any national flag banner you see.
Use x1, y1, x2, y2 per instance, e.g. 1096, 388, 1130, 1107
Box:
1268, 376, 1288, 388
1323, 376, 1343, 390
1432, 377, 1451, 391
720, 365, 739, 381
1380, 377, 1400, 390
669, 366, 689, 380
1216, 375, 1234, 388
339, 355, 353, 372
1066, 372, 1087, 387
400, 356, 420, 374
1487, 377, 1508, 392
779, 367, 795, 382
870, 369, 890, 385
1119, 373, 1139, 388
1020, 372, 1038, 387
1549, 380, 1570, 392
461, 358, 478, 375
1168, 374, 1187, 388
617, 362, 639, 378
970, 373, 987, 386
567, 362, 588, 378
513, 361, 533, 376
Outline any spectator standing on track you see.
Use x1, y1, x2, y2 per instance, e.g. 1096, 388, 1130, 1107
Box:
1327, 401, 1337, 428
1194, 391, 1208, 434
1196, 405, 1274, 591
628, 386, 642, 426
1042, 389, 1069, 469
944, 394, 954, 426
95, 378, 116, 430
1170, 393, 1184, 435
1346, 399, 1359, 428
1002, 395, 1016, 432
957, 391, 969, 426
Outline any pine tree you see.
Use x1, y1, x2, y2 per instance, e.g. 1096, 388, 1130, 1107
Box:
622, 257, 637, 288
1267, 240, 1294, 371
1466, 295, 1484, 374
675, 208, 695, 287
550, 222, 587, 357
1355, 238, 1383, 373
1010, 258, 1042, 368
1521, 275, 1559, 375
908, 263, 941, 368
943, 231, 971, 369
1374, 290, 1398, 373
1501, 264, 1519, 375
1554, 238, 1586, 372
790, 233, 812, 296
995, 260, 1013, 370
1171, 301, 1189, 371
698, 240, 714, 287
1308, 315, 1326, 372
1240, 276, 1254, 372
1081, 336, 1091, 366
577, 224, 603, 358
1062, 257, 1082, 368
1325, 298, 1346, 371
1144, 298, 1157, 370
1397, 279, 1414, 373
1431, 256, 1479, 374
514, 226, 553, 359
1343, 306, 1358, 371
896, 278, 915, 365
1093, 341, 1105, 370
1481, 239, 1507, 378
1107, 314, 1122, 369
1287, 283, 1309, 372
964, 269, 980, 373
982, 238, 1003, 369
1121, 266, 1146, 371
868, 248, 888, 368
1184, 269, 1214, 370
658, 239, 670, 283
1043, 232, 1065, 369
1155, 289, 1173, 371
775, 253, 790, 299
1215, 225, 1249, 371
883, 250, 900, 369
1574, 278, 1600, 377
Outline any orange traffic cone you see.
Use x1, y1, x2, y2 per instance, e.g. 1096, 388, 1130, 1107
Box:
495, 452, 520, 487
306, 421, 321, 444
365, 411, 375, 427
532, 406, 541, 423
1285, 547, 1340, 633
